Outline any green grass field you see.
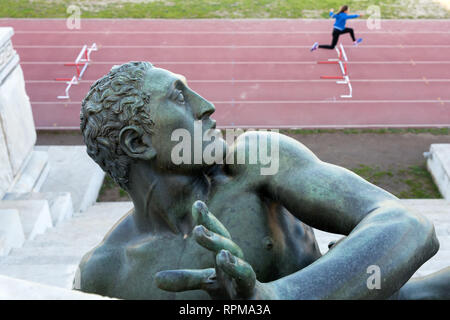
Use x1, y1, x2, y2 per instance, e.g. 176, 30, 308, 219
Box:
351, 164, 442, 199
2, 0, 449, 19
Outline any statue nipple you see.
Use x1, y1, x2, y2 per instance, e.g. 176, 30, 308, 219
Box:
263, 236, 274, 250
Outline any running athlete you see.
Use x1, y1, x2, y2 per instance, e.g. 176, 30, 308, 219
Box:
311, 5, 363, 51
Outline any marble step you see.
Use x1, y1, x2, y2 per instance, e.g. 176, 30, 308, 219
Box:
0, 208, 25, 256
35, 146, 105, 213
0, 253, 85, 266
0, 274, 113, 299
0, 202, 132, 288
0, 200, 52, 241
0, 264, 80, 289
7, 150, 49, 194
22, 202, 131, 248
0, 145, 104, 259
426, 144, 450, 200
3, 192, 73, 227
6, 246, 95, 261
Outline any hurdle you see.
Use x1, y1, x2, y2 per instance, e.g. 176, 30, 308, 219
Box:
55, 43, 98, 99
57, 76, 78, 99
318, 43, 352, 98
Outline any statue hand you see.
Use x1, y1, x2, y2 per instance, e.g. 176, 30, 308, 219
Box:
155, 201, 276, 299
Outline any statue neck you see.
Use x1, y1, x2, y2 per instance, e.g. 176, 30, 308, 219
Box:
127, 161, 212, 235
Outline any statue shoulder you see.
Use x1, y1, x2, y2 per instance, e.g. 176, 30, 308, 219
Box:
101, 208, 137, 244
75, 209, 135, 295
75, 242, 122, 295
226, 131, 316, 178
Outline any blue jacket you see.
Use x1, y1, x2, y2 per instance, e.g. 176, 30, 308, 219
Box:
329, 11, 359, 30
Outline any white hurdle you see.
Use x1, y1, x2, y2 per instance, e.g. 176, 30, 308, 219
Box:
56, 76, 79, 99
56, 43, 98, 99
337, 44, 352, 98
318, 43, 352, 98
76, 43, 98, 80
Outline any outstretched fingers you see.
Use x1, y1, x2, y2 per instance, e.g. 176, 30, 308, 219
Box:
155, 268, 216, 292
192, 200, 231, 239
216, 250, 256, 298
193, 225, 244, 259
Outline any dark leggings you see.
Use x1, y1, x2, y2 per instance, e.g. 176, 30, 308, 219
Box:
319, 28, 355, 49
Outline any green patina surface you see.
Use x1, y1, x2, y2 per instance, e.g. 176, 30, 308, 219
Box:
74, 62, 448, 300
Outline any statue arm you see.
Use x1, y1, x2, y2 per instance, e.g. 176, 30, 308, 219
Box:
265, 203, 439, 299
231, 131, 439, 299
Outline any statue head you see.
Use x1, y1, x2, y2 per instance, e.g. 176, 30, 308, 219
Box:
80, 61, 225, 191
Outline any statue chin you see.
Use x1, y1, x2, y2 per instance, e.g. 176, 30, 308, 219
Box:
171, 137, 229, 172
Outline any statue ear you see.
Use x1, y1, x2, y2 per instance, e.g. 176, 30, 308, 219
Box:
119, 125, 156, 160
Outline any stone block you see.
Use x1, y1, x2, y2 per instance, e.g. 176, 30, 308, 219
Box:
0, 209, 25, 256
0, 275, 114, 299
0, 200, 52, 240
0, 122, 13, 199
0, 28, 17, 84
0, 27, 18, 199
427, 144, 450, 200
0, 28, 13, 48
37, 146, 105, 212
0, 65, 36, 176
3, 192, 73, 227
7, 150, 49, 194
0, 264, 78, 289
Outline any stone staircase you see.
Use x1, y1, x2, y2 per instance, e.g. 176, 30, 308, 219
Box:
0, 202, 132, 289
0, 200, 448, 291
0, 146, 105, 257
0, 275, 113, 300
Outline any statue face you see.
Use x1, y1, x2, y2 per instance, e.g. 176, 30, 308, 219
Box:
142, 67, 227, 171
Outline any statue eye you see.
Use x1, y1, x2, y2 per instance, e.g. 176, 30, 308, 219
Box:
171, 89, 185, 104
176, 91, 185, 104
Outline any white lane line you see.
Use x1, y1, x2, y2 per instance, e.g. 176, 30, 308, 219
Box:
19, 61, 450, 65
193, 79, 450, 83
35, 124, 450, 131
217, 124, 450, 129
15, 45, 450, 49
211, 100, 450, 103
12, 31, 450, 34
25, 79, 450, 83
30, 100, 450, 104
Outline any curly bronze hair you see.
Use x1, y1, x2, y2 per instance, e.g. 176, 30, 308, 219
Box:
80, 61, 154, 190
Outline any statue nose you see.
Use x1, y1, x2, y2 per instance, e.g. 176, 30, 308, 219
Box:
188, 90, 215, 120
198, 100, 215, 120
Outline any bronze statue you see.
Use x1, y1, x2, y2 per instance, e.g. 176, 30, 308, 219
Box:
76, 61, 449, 299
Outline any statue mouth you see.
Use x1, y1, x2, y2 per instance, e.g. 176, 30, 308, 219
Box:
203, 119, 217, 131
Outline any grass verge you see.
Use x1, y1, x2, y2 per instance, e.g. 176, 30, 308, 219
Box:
2, 0, 449, 19
98, 174, 130, 202
351, 163, 441, 199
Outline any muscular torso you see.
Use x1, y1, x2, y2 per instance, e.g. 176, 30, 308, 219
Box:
78, 171, 322, 299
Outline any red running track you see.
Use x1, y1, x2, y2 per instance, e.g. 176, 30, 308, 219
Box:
1, 18, 449, 129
